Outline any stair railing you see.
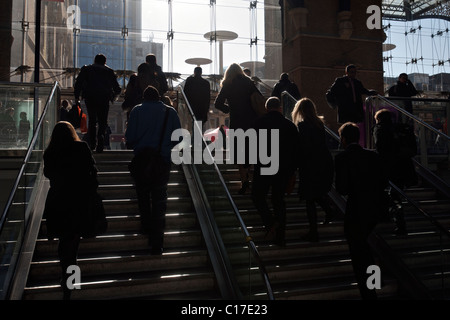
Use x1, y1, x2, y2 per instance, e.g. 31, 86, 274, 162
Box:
175, 87, 274, 300
282, 91, 448, 299
0, 82, 60, 299
365, 95, 450, 298
365, 95, 450, 171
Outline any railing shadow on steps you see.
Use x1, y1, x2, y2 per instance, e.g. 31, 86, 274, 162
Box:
282, 91, 449, 299
175, 86, 274, 300
0, 82, 60, 299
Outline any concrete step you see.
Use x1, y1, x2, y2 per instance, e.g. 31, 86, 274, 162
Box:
22, 156, 221, 300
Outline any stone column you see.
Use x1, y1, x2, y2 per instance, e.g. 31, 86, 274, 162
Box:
281, 0, 384, 132
0, 0, 13, 82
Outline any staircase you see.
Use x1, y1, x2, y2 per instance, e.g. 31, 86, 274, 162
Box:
17, 151, 450, 300
373, 176, 450, 299
202, 162, 450, 300
22, 150, 222, 300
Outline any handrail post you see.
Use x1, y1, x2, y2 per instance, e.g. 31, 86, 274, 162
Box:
447, 104, 450, 165
419, 125, 428, 168
365, 97, 373, 149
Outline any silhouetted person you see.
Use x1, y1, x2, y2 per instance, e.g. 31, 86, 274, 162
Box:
252, 97, 300, 246
372, 109, 417, 235
184, 67, 211, 128
145, 54, 169, 97
292, 98, 334, 242
18, 111, 30, 145
388, 73, 418, 119
104, 125, 112, 150
74, 53, 121, 153
326, 64, 377, 124
125, 86, 181, 255
59, 100, 70, 122
335, 122, 388, 300
122, 73, 140, 123
1, 107, 16, 140
271, 72, 301, 100
43, 121, 99, 300
214, 63, 262, 195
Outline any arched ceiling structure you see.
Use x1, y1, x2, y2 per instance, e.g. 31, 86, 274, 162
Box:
382, 0, 450, 21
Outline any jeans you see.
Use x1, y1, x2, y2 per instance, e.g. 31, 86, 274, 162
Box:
134, 160, 171, 253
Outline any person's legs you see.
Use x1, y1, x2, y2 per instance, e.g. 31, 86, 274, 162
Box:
251, 172, 274, 233
149, 185, 168, 254
135, 180, 152, 234
85, 100, 98, 150
58, 234, 80, 300
344, 219, 378, 300
96, 101, 110, 152
303, 199, 319, 242
271, 177, 287, 246
148, 163, 171, 254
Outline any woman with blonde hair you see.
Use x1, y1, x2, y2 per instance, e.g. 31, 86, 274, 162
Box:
43, 121, 99, 299
215, 63, 262, 194
292, 98, 335, 242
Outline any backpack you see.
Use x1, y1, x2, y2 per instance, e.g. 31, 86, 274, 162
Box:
393, 122, 417, 158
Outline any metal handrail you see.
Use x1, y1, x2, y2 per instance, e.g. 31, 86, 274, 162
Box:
366, 95, 450, 142
365, 95, 450, 240
0, 81, 59, 233
178, 86, 275, 300
284, 91, 449, 297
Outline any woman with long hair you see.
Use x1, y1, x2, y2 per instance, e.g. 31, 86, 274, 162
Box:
214, 63, 261, 194
292, 98, 335, 242
43, 121, 98, 299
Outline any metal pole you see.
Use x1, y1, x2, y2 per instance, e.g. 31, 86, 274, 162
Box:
34, 0, 41, 83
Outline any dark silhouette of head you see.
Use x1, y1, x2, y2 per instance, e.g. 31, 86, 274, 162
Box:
265, 96, 281, 111
47, 121, 80, 151
143, 86, 160, 102
345, 64, 357, 79
280, 73, 289, 81
94, 54, 107, 65
374, 108, 393, 124
146, 54, 157, 65
339, 122, 360, 146
194, 67, 202, 76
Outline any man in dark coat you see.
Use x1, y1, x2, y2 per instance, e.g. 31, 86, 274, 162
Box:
74, 53, 121, 153
271, 72, 301, 100
326, 64, 377, 124
388, 73, 418, 116
145, 54, 169, 97
184, 67, 211, 128
252, 97, 300, 246
335, 122, 388, 300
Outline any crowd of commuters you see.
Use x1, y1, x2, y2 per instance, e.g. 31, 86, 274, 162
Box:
44, 55, 420, 300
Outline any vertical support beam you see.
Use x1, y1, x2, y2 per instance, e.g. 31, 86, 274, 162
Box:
0, 0, 13, 82
167, 0, 173, 73
35, 0, 41, 83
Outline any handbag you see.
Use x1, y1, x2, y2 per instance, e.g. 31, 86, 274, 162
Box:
129, 107, 170, 181
251, 90, 267, 116
80, 191, 107, 238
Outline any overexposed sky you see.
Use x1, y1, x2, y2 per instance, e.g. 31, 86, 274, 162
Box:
140, 1, 450, 79
384, 18, 450, 77
141, 0, 266, 77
